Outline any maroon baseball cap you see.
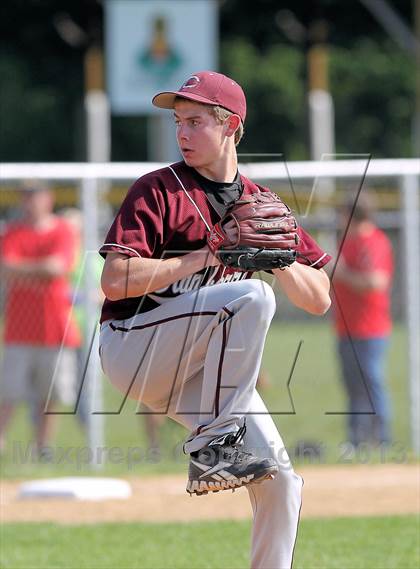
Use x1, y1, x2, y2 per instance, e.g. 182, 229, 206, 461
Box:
152, 71, 247, 123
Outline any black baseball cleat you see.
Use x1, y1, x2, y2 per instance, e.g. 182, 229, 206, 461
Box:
186, 424, 278, 496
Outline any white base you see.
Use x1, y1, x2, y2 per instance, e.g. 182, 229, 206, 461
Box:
18, 477, 132, 501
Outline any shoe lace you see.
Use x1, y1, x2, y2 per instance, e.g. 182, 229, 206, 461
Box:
230, 422, 246, 445
221, 423, 253, 463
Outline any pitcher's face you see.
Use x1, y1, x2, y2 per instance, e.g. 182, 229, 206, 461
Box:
174, 99, 228, 170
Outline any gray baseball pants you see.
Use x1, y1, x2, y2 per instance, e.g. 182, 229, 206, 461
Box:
99, 279, 302, 568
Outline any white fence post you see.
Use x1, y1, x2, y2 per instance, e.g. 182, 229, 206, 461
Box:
81, 176, 104, 468
401, 173, 420, 455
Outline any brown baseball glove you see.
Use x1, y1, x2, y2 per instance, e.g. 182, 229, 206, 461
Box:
207, 191, 299, 271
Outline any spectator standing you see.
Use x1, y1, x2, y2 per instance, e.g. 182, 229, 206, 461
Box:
0, 182, 81, 457
333, 195, 394, 447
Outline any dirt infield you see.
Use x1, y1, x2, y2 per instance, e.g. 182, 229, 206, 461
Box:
1, 464, 418, 525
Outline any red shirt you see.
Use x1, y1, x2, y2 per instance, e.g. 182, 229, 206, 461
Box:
1, 217, 81, 347
333, 226, 393, 338
100, 161, 331, 323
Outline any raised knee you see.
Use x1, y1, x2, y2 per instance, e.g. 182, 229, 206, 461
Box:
245, 279, 276, 317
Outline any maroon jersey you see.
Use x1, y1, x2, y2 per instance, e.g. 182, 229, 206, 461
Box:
99, 161, 331, 323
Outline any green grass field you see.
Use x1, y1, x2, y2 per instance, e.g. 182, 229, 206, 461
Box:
0, 320, 411, 478
1, 515, 418, 569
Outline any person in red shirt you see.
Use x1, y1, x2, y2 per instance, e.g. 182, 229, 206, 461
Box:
0, 182, 81, 458
333, 194, 394, 447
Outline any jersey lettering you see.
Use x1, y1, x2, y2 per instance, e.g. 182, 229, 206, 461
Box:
172, 273, 204, 294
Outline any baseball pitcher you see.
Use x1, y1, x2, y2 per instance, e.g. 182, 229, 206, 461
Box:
99, 71, 332, 568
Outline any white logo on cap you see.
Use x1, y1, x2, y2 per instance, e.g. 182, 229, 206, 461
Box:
182, 75, 200, 89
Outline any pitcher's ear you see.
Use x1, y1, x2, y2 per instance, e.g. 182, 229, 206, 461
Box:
225, 114, 241, 138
